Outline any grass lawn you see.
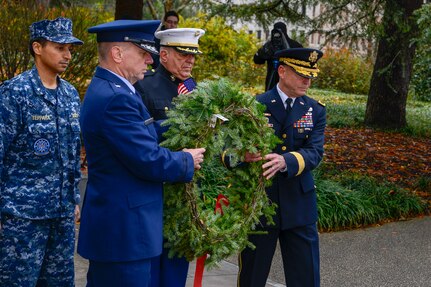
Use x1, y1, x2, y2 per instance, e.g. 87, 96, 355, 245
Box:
308, 88, 431, 138
306, 88, 431, 231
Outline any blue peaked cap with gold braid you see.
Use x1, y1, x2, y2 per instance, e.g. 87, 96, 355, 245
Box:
275, 48, 323, 79
88, 20, 160, 55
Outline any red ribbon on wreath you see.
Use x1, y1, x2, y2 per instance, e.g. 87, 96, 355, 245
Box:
193, 194, 230, 287
215, 194, 230, 215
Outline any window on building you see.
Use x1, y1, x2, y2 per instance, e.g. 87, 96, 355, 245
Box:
257, 30, 262, 40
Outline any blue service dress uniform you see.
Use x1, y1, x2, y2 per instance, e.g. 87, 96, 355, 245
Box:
77, 67, 195, 287
135, 64, 182, 121
134, 64, 193, 287
0, 66, 81, 286
135, 64, 192, 140
238, 86, 326, 287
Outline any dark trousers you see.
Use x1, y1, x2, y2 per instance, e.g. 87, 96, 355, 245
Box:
238, 224, 320, 287
149, 246, 189, 287
87, 258, 151, 287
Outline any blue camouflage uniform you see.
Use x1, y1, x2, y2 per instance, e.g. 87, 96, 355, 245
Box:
0, 17, 82, 287
0, 66, 81, 287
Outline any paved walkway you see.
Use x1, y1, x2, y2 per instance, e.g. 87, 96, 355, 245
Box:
75, 216, 431, 286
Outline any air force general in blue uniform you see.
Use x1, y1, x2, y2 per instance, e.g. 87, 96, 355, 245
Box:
134, 28, 205, 287
238, 48, 326, 287
77, 20, 205, 287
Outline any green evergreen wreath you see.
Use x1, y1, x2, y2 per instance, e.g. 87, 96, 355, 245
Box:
161, 78, 280, 267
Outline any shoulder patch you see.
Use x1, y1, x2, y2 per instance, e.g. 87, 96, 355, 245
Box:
318, 100, 326, 107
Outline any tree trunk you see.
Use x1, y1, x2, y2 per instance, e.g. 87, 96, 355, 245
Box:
364, 0, 422, 129
115, 0, 143, 20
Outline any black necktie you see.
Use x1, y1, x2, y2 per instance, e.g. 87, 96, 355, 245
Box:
285, 98, 293, 112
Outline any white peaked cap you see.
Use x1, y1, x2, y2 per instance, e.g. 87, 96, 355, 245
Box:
156, 28, 205, 54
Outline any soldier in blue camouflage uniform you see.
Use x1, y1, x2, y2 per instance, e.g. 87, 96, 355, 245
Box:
0, 17, 83, 287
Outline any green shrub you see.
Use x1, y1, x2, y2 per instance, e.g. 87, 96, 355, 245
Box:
335, 173, 427, 219
0, 1, 41, 81
0, 1, 111, 97
181, 14, 265, 90
60, 7, 112, 98
314, 168, 427, 231
414, 176, 431, 193
411, 4, 431, 102
313, 48, 373, 95
316, 178, 379, 231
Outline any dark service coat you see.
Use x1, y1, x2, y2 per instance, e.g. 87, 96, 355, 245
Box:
77, 67, 194, 262
257, 86, 326, 230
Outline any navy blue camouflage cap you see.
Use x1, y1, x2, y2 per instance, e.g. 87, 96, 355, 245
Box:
30, 17, 83, 45
88, 20, 160, 55
275, 48, 323, 79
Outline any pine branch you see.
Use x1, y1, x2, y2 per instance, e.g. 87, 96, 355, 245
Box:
161, 78, 279, 266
